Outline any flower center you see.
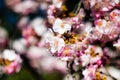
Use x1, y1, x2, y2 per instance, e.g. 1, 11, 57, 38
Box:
0, 58, 12, 66
54, 40, 59, 47
61, 23, 65, 28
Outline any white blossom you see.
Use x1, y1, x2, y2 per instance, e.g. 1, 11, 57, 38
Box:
47, 36, 65, 53
3, 49, 17, 61
80, 54, 91, 66
31, 18, 47, 36
52, 0, 63, 8
53, 18, 71, 34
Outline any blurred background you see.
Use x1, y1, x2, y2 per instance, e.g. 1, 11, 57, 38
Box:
0, 0, 67, 80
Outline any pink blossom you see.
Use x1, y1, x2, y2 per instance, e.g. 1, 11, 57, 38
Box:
2, 49, 22, 74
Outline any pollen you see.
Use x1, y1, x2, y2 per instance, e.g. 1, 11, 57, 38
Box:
0, 58, 12, 66
54, 40, 59, 47
96, 72, 106, 80
61, 23, 65, 28
97, 21, 102, 27
96, 72, 101, 80
63, 48, 69, 56
93, 3, 101, 10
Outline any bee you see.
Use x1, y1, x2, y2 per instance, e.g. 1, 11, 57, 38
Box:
62, 33, 77, 44
55, 0, 82, 18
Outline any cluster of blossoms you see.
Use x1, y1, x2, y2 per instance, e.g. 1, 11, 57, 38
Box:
46, 0, 120, 80
0, 0, 120, 80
